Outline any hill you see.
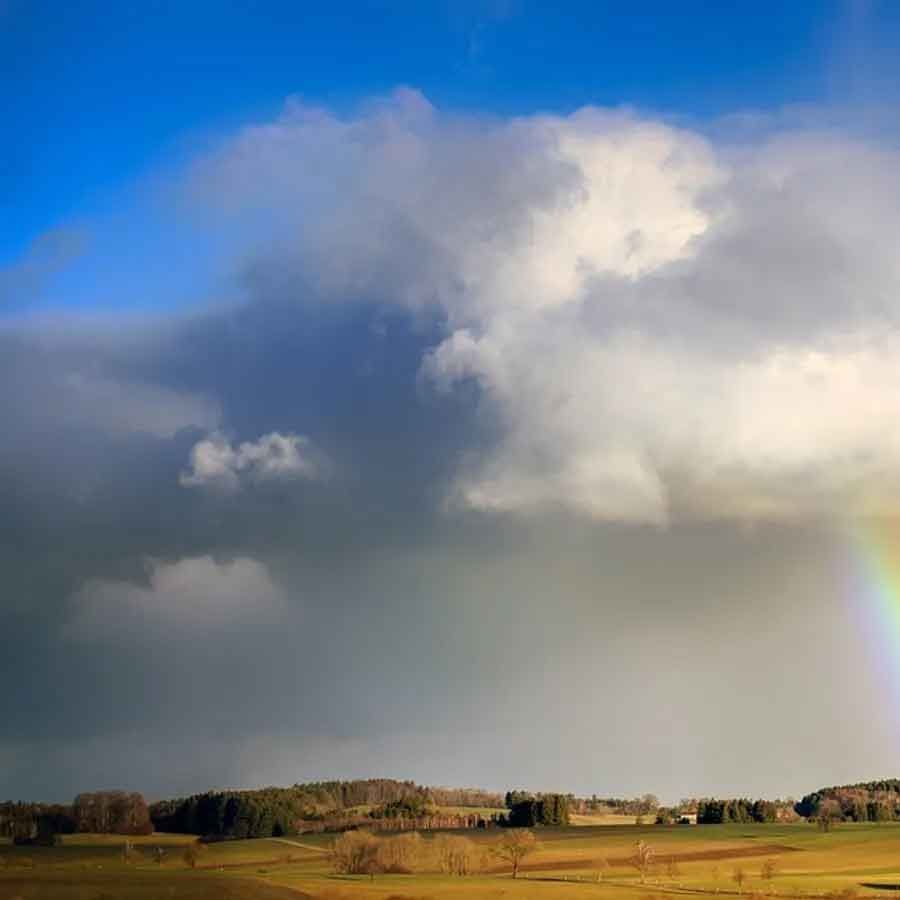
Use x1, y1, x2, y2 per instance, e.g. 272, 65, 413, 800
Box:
150, 779, 504, 837
796, 779, 900, 822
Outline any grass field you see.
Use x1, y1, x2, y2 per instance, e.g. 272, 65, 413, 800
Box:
5, 823, 900, 899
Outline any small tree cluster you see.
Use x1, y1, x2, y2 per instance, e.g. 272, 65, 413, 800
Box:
73, 792, 152, 835
331, 830, 480, 878
503, 792, 570, 827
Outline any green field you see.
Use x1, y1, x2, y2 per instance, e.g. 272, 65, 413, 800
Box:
5, 823, 900, 899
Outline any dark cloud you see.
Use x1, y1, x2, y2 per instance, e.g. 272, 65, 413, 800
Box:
5, 94, 900, 803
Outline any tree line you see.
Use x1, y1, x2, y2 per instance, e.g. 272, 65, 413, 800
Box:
690, 780, 900, 827
269, 779, 502, 812
695, 798, 780, 824
0, 792, 151, 844
17, 776, 900, 844
796, 779, 900, 823
0, 803, 75, 845
572, 793, 660, 816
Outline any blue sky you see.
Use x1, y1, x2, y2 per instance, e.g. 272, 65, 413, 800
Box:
5, 1, 893, 288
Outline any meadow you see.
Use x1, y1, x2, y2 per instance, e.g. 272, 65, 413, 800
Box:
4, 822, 900, 900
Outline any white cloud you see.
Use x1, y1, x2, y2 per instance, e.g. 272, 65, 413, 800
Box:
189, 91, 900, 523
68, 556, 285, 638
180, 431, 321, 491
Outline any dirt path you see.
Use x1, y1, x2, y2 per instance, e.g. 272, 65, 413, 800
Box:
271, 837, 330, 855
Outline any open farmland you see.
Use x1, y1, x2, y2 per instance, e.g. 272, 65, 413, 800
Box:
7, 823, 900, 900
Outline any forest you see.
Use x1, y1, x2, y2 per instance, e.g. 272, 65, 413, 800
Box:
149, 781, 575, 838
795, 779, 900, 822
149, 779, 505, 838
7, 778, 900, 845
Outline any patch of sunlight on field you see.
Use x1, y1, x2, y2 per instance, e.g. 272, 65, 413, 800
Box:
570, 813, 645, 826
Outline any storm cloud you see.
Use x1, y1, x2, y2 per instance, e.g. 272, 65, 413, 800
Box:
3, 91, 900, 802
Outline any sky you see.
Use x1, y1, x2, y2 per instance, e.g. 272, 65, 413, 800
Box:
6, 1, 900, 804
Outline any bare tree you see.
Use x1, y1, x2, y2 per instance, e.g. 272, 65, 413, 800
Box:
493, 829, 537, 879
434, 834, 478, 875
761, 858, 779, 889
183, 842, 205, 869
361, 856, 383, 881
378, 832, 423, 873
666, 856, 681, 884
631, 840, 654, 884
732, 865, 746, 894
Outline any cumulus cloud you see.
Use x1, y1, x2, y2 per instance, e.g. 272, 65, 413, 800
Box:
68, 555, 285, 639
180, 431, 321, 491
188, 92, 900, 523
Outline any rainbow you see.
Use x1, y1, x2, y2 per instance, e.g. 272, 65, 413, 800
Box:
851, 519, 900, 684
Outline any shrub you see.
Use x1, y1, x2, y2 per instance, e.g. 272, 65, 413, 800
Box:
332, 830, 382, 875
